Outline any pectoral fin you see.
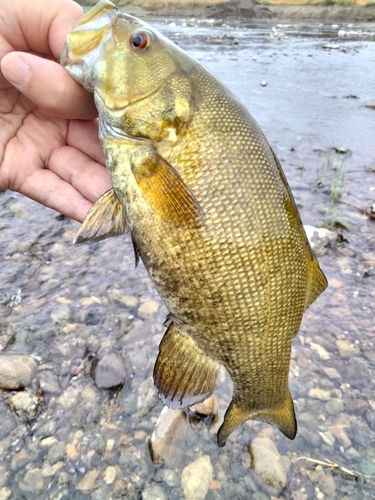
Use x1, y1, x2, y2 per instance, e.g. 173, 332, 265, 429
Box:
131, 147, 204, 228
154, 321, 219, 409
217, 391, 297, 447
74, 188, 127, 245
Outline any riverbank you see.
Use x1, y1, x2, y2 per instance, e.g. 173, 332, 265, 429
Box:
76, 0, 375, 22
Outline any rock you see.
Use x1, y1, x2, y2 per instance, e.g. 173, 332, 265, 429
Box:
19, 468, 44, 494
50, 305, 71, 324
249, 437, 287, 491
310, 343, 330, 360
154, 468, 180, 488
42, 461, 64, 477
149, 406, 187, 465
322, 367, 341, 379
142, 484, 168, 500
308, 388, 331, 401
137, 299, 159, 319
104, 465, 117, 485
328, 425, 351, 448
318, 431, 335, 447
58, 386, 80, 409
304, 225, 329, 254
319, 473, 336, 496
94, 353, 126, 388
9, 390, 38, 420
76, 469, 100, 491
336, 339, 360, 358
0, 488, 11, 500
189, 394, 219, 419
0, 355, 37, 390
181, 455, 213, 500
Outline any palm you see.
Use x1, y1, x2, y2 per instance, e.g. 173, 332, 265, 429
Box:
0, 0, 111, 222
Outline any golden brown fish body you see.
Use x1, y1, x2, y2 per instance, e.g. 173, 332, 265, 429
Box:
60, 0, 327, 446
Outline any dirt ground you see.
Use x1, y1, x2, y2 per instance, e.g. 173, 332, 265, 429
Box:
77, 0, 375, 22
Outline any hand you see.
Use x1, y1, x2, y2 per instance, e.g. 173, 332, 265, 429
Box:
0, 0, 111, 222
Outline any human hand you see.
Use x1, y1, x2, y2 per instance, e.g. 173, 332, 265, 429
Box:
0, 0, 111, 222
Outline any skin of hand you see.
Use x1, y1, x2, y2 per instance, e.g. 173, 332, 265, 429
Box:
0, 0, 112, 223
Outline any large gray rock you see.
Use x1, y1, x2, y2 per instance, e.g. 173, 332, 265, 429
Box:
0, 355, 37, 390
181, 455, 213, 500
249, 436, 287, 491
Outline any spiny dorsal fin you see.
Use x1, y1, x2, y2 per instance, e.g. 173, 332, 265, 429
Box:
130, 147, 204, 228
74, 188, 127, 246
217, 390, 297, 447
154, 320, 219, 409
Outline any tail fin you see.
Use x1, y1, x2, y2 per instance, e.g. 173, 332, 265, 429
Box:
217, 391, 297, 447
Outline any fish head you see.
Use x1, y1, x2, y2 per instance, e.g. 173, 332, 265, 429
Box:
60, 0, 183, 120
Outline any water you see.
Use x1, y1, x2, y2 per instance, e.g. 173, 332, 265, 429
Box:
0, 19, 374, 500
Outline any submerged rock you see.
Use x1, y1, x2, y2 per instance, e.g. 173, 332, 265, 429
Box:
9, 391, 38, 421
0, 355, 37, 390
181, 455, 213, 500
94, 353, 126, 388
249, 436, 287, 491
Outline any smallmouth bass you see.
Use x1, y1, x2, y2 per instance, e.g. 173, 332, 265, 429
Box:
60, 0, 327, 446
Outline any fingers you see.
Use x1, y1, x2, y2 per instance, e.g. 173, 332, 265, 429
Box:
49, 144, 111, 205
1, 52, 97, 119
18, 167, 97, 223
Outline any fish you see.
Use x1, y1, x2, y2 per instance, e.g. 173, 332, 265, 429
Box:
59, 0, 327, 446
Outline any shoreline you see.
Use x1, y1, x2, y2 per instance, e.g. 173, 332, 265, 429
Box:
76, 0, 375, 22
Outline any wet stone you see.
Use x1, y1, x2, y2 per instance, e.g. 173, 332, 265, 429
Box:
103, 465, 117, 485
154, 468, 180, 488
0, 354, 37, 390
94, 353, 126, 389
9, 390, 38, 421
58, 386, 80, 409
149, 406, 187, 465
0, 488, 11, 500
137, 299, 159, 319
181, 455, 213, 500
76, 470, 100, 492
249, 437, 287, 491
336, 339, 360, 358
189, 394, 219, 419
142, 484, 168, 500
19, 468, 44, 494
308, 388, 331, 401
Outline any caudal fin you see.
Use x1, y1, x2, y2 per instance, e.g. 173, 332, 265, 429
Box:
217, 390, 297, 447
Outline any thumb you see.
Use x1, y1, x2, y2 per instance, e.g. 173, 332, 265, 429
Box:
1, 51, 97, 120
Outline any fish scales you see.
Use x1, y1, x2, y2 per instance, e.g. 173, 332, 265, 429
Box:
60, 0, 327, 446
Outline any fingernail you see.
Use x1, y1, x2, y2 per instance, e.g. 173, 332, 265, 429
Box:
2, 55, 29, 87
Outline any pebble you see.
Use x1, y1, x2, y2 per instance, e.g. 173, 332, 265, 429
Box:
42, 461, 64, 477
310, 342, 330, 360
318, 431, 335, 446
149, 406, 187, 465
0, 355, 37, 390
103, 465, 117, 484
154, 468, 180, 488
142, 484, 168, 500
181, 455, 213, 500
308, 388, 331, 401
137, 299, 159, 319
0, 488, 11, 500
328, 425, 351, 448
189, 394, 219, 419
322, 367, 341, 379
336, 339, 360, 357
249, 437, 287, 491
9, 391, 38, 420
94, 353, 126, 388
76, 469, 100, 491
19, 468, 44, 494
58, 386, 80, 409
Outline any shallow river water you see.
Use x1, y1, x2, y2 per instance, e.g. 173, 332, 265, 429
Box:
0, 18, 375, 500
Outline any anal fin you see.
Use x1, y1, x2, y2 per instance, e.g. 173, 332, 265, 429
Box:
74, 188, 127, 245
217, 390, 297, 447
154, 321, 219, 409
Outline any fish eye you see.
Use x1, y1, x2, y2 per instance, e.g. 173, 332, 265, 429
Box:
130, 30, 150, 50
